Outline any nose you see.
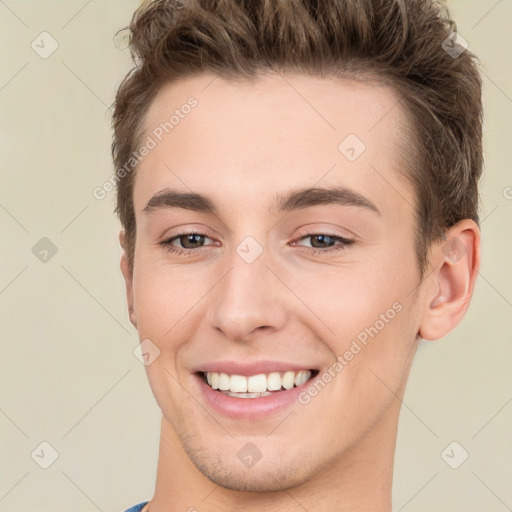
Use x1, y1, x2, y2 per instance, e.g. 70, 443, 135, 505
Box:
207, 242, 288, 342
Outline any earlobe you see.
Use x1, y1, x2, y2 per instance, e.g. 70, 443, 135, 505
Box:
418, 220, 480, 341
119, 230, 137, 329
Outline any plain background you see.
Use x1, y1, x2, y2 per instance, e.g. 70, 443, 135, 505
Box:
0, 1, 511, 511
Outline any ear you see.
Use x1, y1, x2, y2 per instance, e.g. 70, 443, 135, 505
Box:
418, 219, 481, 341
119, 230, 137, 329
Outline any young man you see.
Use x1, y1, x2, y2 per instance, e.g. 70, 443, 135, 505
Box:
111, 0, 483, 510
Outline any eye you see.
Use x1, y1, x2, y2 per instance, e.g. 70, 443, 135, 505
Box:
159, 231, 355, 256
293, 233, 354, 255
159, 232, 215, 255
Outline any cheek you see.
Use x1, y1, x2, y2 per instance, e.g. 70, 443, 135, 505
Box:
132, 269, 191, 412
323, 309, 416, 439
131, 265, 205, 385
338, 294, 418, 415
299, 266, 396, 338
316, 256, 418, 388
132, 263, 195, 337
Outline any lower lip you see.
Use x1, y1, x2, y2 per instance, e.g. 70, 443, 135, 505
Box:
194, 373, 317, 420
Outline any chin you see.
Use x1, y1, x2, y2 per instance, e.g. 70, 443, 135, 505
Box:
180, 433, 316, 493
194, 459, 312, 493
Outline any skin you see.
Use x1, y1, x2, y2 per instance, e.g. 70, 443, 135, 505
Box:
119, 72, 480, 512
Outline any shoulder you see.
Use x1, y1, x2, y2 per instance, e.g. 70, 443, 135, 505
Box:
123, 501, 149, 512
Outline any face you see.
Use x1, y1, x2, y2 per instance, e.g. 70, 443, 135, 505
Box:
123, 72, 429, 491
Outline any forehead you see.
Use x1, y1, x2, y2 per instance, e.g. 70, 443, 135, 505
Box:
134, 72, 415, 223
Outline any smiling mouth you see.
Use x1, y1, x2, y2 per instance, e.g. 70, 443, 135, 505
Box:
198, 369, 319, 398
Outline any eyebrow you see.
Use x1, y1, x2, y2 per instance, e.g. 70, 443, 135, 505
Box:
143, 185, 381, 216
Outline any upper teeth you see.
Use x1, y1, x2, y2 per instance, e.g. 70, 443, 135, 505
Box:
205, 370, 312, 393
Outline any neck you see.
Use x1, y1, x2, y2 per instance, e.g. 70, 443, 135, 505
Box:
146, 400, 400, 512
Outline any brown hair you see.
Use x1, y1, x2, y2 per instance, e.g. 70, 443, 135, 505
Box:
111, 0, 483, 279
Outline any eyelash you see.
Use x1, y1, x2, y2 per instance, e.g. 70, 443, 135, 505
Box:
158, 230, 355, 256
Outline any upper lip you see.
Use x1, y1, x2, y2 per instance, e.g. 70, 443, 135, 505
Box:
194, 360, 317, 376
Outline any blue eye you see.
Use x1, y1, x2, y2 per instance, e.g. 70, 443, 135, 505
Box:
293, 233, 354, 255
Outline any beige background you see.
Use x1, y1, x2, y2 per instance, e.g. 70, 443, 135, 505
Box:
1, 1, 511, 511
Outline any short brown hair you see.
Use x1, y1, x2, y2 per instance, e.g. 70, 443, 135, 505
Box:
111, 0, 483, 278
